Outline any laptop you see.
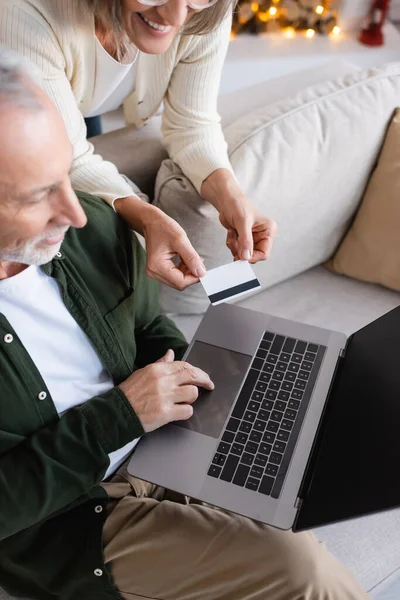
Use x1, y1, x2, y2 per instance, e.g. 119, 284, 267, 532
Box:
128, 302, 400, 531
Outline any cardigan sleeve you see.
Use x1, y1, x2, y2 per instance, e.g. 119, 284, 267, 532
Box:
0, 1, 142, 206
161, 14, 234, 194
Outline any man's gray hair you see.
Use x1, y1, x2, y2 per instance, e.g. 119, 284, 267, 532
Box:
0, 48, 43, 110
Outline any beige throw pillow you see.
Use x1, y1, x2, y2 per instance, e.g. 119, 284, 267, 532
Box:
327, 108, 400, 291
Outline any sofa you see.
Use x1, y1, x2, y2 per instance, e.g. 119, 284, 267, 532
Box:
2, 61, 400, 600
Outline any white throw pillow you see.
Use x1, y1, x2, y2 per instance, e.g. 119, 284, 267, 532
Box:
223, 62, 400, 295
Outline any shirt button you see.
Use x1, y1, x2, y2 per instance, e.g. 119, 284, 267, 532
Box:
38, 391, 47, 401
56, 251, 62, 258
94, 505, 103, 514
3, 334, 13, 344
94, 568, 103, 577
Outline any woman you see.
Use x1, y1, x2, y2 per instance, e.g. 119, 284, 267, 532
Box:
0, 0, 277, 290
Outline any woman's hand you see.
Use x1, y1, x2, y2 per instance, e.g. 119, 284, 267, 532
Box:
201, 169, 277, 263
114, 195, 206, 290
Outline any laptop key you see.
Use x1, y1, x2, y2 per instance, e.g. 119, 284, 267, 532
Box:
280, 352, 291, 363
239, 421, 252, 433
220, 455, 240, 482
294, 340, 307, 354
256, 348, 268, 360
262, 431, 276, 444
254, 453, 268, 467
281, 419, 294, 431
282, 338, 296, 353
260, 340, 271, 351
292, 353, 303, 364
252, 358, 264, 371
231, 443, 244, 456
265, 463, 279, 477
271, 410, 283, 423
262, 363, 274, 373
217, 442, 231, 454
304, 352, 316, 362
272, 370, 284, 381
298, 370, 310, 381
259, 372, 271, 383
288, 399, 300, 410
250, 430, 262, 443
270, 335, 285, 356
266, 354, 278, 365
233, 464, 250, 487
288, 362, 300, 373
231, 368, 258, 419
255, 382, 267, 393
250, 466, 264, 479
284, 372, 296, 382
244, 411, 256, 423
270, 452, 283, 465
263, 332, 275, 342
281, 381, 293, 392
208, 464, 222, 478
265, 390, 277, 401
212, 453, 227, 466
259, 442, 272, 455
226, 417, 240, 432
291, 390, 303, 401
269, 380, 281, 391
274, 400, 287, 413
261, 399, 274, 411
273, 441, 286, 453
285, 409, 297, 421
259, 475, 275, 496
245, 441, 259, 454
277, 391, 289, 401
251, 391, 263, 402
258, 409, 270, 421
245, 477, 260, 491
294, 380, 306, 391
253, 419, 267, 432
235, 432, 248, 445
277, 429, 290, 442
266, 421, 279, 433
222, 431, 235, 443
276, 362, 287, 372
241, 452, 254, 466
248, 401, 260, 412
301, 360, 313, 372
307, 343, 319, 353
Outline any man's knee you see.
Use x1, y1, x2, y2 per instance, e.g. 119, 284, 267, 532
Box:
283, 537, 368, 600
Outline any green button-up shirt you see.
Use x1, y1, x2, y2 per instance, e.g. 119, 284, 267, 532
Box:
0, 192, 187, 600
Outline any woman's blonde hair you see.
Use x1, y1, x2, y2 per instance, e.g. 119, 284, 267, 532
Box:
83, 0, 236, 52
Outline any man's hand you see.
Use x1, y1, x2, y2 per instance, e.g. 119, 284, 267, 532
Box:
114, 196, 206, 291
118, 350, 214, 433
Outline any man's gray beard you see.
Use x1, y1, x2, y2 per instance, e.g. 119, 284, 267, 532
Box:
0, 229, 68, 266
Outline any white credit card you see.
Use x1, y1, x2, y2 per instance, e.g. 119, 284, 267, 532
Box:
200, 260, 261, 306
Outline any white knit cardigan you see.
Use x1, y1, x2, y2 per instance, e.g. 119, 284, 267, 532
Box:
0, 0, 233, 204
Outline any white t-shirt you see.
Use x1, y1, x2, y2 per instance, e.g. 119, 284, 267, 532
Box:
83, 37, 139, 118
0, 265, 139, 479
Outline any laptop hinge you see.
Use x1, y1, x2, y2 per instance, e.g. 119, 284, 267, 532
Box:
294, 497, 303, 510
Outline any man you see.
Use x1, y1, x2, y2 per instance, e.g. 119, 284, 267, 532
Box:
0, 52, 369, 600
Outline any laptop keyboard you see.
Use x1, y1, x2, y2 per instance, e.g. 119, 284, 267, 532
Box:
207, 332, 326, 499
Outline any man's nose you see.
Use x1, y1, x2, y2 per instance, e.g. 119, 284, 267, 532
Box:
56, 185, 87, 229
158, 0, 189, 28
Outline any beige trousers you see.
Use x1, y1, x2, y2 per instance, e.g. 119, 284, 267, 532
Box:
102, 463, 370, 600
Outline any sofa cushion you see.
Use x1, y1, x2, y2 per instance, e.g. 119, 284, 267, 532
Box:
327, 107, 400, 291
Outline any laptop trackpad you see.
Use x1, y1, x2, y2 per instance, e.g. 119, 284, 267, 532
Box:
175, 341, 252, 439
